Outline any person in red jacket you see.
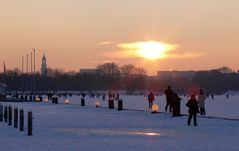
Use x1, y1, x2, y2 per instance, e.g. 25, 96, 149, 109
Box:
186, 95, 199, 126
148, 91, 155, 109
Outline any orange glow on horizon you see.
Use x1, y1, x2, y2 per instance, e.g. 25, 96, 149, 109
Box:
118, 41, 178, 60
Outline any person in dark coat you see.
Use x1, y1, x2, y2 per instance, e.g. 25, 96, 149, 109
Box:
171, 92, 181, 116
148, 91, 155, 109
165, 86, 174, 112
186, 95, 199, 126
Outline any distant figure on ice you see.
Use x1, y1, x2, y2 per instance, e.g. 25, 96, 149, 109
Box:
116, 93, 120, 100
211, 94, 214, 100
226, 94, 229, 99
186, 95, 199, 126
148, 91, 155, 109
102, 94, 106, 101
198, 89, 207, 115
171, 92, 181, 116
165, 86, 174, 112
108, 92, 112, 99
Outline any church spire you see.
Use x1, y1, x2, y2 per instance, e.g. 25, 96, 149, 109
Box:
41, 51, 47, 77
3, 60, 6, 73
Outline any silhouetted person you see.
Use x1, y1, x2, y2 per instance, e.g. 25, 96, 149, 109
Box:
108, 92, 112, 99
48, 93, 53, 101
116, 93, 120, 100
186, 95, 199, 126
102, 94, 106, 101
198, 89, 206, 115
171, 92, 181, 116
165, 86, 173, 112
211, 94, 214, 100
148, 91, 155, 109
226, 94, 229, 99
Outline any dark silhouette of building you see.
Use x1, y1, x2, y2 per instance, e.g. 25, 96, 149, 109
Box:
41, 53, 47, 77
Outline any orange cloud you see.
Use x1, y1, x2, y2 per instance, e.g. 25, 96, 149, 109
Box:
98, 41, 113, 45
166, 52, 207, 59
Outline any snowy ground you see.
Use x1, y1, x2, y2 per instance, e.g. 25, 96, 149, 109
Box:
0, 95, 238, 151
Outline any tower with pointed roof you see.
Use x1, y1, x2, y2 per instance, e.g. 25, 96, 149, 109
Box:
41, 53, 47, 76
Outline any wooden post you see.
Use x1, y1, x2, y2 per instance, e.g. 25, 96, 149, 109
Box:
28, 111, 33, 136
19, 109, 24, 131
118, 99, 123, 111
108, 98, 114, 109
14, 108, 18, 128
4, 106, 8, 123
8, 106, 12, 126
81, 98, 85, 106
52, 97, 58, 104
39, 96, 42, 102
0, 104, 3, 122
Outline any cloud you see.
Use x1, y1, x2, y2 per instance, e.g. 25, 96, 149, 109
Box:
99, 41, 206, 60
166, 52, 207, 59
117, 41, 179, 59
98, 41, 113, 45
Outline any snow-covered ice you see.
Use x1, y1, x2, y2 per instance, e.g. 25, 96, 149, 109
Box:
0, 95, 238, 151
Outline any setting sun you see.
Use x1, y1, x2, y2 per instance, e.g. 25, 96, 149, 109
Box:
118, 41, 177, 60
137, 41, 168, 59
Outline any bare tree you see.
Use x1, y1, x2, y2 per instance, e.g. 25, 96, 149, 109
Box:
121, 64, 147, 77
134, 67, 147, 77
216, 66, 234, 73
47, 68, 65, 77
121, 64, 135, 77
97, 62, 120, 78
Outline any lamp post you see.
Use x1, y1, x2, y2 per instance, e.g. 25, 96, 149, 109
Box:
26, 54, 28, 91
31, 52, 33, 91
32, 49, 36, 94
21, 56, 24, 92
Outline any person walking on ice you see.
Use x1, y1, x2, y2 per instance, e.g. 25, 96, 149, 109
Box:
198, 89, 207, 115
165, 86, 173, 112
147, 91, 155, 109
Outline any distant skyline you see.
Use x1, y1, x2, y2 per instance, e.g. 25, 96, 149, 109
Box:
1, 0, 239, 75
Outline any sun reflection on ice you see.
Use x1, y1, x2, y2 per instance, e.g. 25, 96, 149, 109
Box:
57, 128, 161, 137
134, 132, 161, 136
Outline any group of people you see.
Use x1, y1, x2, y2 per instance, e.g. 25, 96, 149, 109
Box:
164, 86, 182, 116
147, 87, 207, 126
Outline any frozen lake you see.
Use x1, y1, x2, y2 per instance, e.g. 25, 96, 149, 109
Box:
58, 94, 239, 119
0, 95, 238, 151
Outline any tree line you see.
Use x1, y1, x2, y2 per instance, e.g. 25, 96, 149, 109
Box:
0, 64, 238, 95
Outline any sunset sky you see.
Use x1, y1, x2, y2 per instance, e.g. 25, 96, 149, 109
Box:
0, 0, 239, 75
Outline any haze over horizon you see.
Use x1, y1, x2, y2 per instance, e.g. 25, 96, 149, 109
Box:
1, 0, 239, 75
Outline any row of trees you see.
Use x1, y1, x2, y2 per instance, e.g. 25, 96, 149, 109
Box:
0, 63, 147, 93
0, 63, 239, 94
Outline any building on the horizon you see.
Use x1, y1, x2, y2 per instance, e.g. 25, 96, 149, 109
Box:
157, 70, 224, 81
157, 70, 196, 80
0, 83, 6, 100
41, 53, 47, 76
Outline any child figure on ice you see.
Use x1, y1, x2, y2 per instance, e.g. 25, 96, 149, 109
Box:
186, 95, 199, 126
148, 91, 155, 109
198, 89, 207, 115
